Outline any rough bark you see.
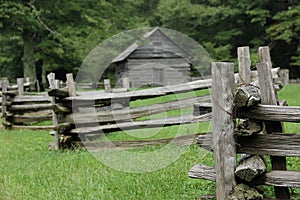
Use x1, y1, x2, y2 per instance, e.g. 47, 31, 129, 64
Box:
229, 184, 263, 200
234, 120, 264, 136
235, 155, 267, 182
234, 85, 261, 109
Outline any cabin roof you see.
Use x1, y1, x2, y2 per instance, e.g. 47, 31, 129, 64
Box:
111, 27, 192, 64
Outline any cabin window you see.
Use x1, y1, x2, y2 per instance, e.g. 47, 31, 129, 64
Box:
152, 68, 164, 85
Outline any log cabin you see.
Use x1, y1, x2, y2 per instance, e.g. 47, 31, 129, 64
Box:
111, 27, 193, 87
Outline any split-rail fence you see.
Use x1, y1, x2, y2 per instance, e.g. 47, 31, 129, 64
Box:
1, 78, 53, 130
188, 46, 300, 200
2, 45, 298, 199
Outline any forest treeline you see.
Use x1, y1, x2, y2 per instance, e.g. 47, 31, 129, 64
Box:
0, 0, 299, 88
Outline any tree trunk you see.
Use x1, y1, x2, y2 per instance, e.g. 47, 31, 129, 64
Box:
36, 59, 45, 91
22, 30, 37, 89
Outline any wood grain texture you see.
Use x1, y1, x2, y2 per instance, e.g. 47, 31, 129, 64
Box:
12, 125, 54, 130
13, 114, 52, 124
65, 78, 212, 103
9, 104, 52, 112
70, 95, 210, 124
259, 46, 272, 64
194, 103, 300, 122
196, 133, 300, 157
237, 104, 300, 122
66, 73, 76, 97
78, 133, 201, 150
70, 113, 212, 134
253, 170, 300, 188
188, 164, 216, 181
257, 62, 277, 105
188, 164, 300, 188
13, 96, 51, 103
211, 62, 236, 200
238, 46, 251, 85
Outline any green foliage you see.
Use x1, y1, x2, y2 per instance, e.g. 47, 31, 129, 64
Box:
202, 42, 233, 62
1, 0, 300, 83
0, 33, 23, 78
267, 4, 300, 67
267, 5, 300, 43
154, 0, 272, 65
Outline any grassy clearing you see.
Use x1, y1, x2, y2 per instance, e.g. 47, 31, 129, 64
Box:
0, 129, 215, 200
0, 84, 299, 199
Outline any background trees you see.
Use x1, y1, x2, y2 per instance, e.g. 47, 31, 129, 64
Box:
0, 0, 299, 87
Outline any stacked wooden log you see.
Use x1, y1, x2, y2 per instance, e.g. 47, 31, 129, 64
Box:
229, 84, 266, 199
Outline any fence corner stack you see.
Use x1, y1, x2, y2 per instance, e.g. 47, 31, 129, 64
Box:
188, 46, 299, 199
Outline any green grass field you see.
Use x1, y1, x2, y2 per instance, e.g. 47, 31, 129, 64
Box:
0, 84, 299, 199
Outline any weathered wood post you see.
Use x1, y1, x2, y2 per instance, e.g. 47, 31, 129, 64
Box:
104, 79, 111, 93
257, 46, 290, 200
47, 73, 59, 150
66, 73, 76, 97
211, 62, 236, 200
1, 78, 11, 129
17, 78, 24, 96
2, 78, 16, 129
238, 46, 251, 85
1, 78, 8, 114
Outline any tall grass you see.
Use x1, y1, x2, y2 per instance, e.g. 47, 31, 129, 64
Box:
0, 129, 215, 200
